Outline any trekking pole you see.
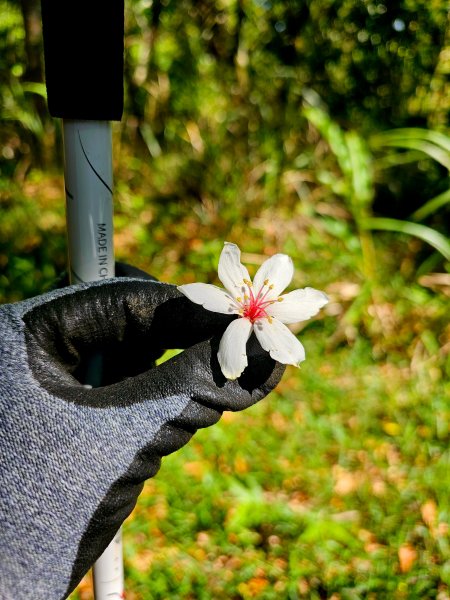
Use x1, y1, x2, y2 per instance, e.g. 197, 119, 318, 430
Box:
62, 120, 123, 599
40, 1, 125, 597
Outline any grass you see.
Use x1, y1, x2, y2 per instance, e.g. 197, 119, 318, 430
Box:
70, 321, 449, 599
1, 158, 448, 599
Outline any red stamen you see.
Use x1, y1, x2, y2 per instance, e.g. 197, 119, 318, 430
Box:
238, 280, 278, 323
257, 286, 271, 303
242, 285, 271, 322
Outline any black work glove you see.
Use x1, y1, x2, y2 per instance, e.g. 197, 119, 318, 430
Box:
0, 278, 284, 599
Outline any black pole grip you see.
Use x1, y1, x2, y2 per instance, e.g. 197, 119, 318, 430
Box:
41, 0, 124, 121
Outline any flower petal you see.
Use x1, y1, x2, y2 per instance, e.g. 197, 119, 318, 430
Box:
254, 317, 305, 366
266, 287, 329, 324
218, 318, 253, 379
218, 242, 251, 297
178, 283, 238, 314
252, 254, 294, 298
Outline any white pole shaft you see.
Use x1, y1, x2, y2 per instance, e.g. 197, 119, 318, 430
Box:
92, 530, 125, 600
62, 119, 124, 600
63, 120, 114, 283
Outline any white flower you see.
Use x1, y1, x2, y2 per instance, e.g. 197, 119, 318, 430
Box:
178, 242, 328, 380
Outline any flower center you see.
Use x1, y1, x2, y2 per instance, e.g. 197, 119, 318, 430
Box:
242, 297, 267, 323
236, 279, 282, 323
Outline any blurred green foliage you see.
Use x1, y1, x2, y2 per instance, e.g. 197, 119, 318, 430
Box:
1, 0, 449, 306
1, 1, 449, 598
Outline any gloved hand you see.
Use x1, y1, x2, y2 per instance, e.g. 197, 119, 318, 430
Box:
0, 277, 284, 600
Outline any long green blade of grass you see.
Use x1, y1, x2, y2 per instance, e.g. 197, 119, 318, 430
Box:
345, 130, 374, 208
411, 188, 450, 222
303, 105, 351, 176
373, 150, 425, 170
363, 217, 450, 261
370, 138, 450, 171
371, 128, 450, 154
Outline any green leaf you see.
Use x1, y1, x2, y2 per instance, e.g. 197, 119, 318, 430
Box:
299, 520, 359, 548
370, 128, 450, 171
345, 130, 374, 208
303, 105, 351, 175
377, 128, 450, 153
21, 82, 48, 99
155, 348, 183, 365
373, 150, 426, 170
411, 188, 450, 221
362, 217, 450, 261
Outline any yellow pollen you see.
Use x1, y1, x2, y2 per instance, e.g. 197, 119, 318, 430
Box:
269, 284, 274, 290
277, 297, 284, 302
267, 316, 273, 324
264, 279, 269, 286
244, 294, 249, 301
236, 296, 242, 302
243, 279, 252, 287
